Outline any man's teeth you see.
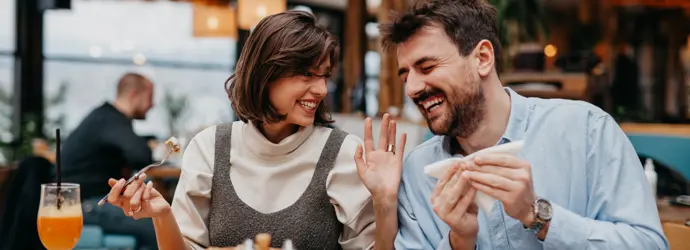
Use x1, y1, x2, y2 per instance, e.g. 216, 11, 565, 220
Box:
422, 97, 444, 110
299, 101, 317, 109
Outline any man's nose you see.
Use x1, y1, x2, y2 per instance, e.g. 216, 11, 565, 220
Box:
405, 73, 425, 98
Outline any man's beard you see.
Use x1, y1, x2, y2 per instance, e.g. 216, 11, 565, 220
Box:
424, 85, 485, 138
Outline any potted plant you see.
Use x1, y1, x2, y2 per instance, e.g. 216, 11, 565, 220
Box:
488, 0, 549, 72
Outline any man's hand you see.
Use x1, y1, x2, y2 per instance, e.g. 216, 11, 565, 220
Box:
465, 153, 537, 226
431, 163, 478, 250
354, 113, 407, 201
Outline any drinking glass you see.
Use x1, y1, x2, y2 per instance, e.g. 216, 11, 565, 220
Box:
37, 183, 83, 250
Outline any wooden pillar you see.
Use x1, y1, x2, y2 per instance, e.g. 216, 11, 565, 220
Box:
341, 0, 367, 113
377, 0, 406, 117
663, 11, 688, 120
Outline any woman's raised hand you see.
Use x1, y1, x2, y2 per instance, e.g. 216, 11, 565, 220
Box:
354, 113, 407, 200
106, 173, 171, 219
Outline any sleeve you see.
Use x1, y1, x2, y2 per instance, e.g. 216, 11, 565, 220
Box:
542, 115, 669, 249
170, 126, 217, 250
326, 134, 376, 250
104, 125, 153, 170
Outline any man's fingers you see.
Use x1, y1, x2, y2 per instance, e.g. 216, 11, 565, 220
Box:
469, 178, 511, 202
396, 133, 407, 160
468, 164, 522, 180
449, 177, 477, 217
474, 153, 526, 169
465, 171, 517, 192
378, 113, 390, 150
432, 163, 460, 200
437, 170, 468, 217
364, 117, 375, 154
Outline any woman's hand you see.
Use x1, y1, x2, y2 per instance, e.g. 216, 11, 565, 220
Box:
354, 113, 407, 200
106, 173, 171, 219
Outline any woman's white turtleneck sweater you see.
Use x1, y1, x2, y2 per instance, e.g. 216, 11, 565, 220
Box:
171, 121, 376, 249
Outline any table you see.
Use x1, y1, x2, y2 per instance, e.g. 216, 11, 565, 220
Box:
145, 166, 181, 202
620, 123, 690, 138
658, 197, 690, 224
146, 166, 181, 179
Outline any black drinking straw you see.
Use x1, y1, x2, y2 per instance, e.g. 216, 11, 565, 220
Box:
56, 128, 62, 209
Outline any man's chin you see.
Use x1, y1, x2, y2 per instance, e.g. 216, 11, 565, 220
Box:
427, 118, 450, 135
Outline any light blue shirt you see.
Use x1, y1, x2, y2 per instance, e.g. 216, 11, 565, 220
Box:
395, 88, 669, 250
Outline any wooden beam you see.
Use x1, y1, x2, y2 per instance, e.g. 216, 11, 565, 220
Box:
377, 0, 406, 117
341, 0, 366, 113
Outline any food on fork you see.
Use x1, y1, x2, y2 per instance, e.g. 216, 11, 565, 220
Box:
165, 137, 181, 152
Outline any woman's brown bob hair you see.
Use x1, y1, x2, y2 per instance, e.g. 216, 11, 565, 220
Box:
226, 10, 339, 125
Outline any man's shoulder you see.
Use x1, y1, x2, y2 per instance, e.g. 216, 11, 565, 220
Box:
528, 97, 610, 127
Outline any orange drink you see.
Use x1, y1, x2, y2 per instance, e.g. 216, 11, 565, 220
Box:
37, 183, 82, 250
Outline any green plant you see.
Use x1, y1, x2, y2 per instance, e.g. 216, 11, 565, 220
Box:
488, 0, 550, 47
0, 81, 68, 161
163, 88, 188, 137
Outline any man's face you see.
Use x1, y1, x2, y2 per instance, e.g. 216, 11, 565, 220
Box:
397, 25, 485, 137
131, 81, 154, 120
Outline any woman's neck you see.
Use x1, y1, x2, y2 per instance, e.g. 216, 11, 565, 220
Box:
259, 122, 300, 144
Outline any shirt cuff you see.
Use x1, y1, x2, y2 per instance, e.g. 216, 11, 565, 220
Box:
542, 202, 590, 249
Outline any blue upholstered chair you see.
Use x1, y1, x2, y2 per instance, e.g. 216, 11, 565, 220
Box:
627, 134, 690, 181
76, 225, 137, 250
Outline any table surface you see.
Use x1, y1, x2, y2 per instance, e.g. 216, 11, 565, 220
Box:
658, 197, 690, 224
146, 166, 182, 179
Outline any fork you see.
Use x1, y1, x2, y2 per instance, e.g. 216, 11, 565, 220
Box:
97, 147, 175, 206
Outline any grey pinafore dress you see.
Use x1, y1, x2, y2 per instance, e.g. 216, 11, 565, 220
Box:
207, 123, 346, 249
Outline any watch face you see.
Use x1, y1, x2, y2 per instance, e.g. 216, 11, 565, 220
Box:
537, 200, 553, 219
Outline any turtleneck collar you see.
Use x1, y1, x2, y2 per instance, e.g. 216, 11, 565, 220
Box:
242, 121, 315, 160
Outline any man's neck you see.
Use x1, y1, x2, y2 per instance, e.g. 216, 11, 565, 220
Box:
456, 81, 511, 155
112, 99, 133, 119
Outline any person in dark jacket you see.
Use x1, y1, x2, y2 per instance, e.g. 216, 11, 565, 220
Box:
60, 73, 157, 249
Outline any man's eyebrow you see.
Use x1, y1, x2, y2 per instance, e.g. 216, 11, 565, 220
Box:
398, 56, 438, 77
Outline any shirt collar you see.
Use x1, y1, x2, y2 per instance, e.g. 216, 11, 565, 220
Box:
501, 87, 530, 143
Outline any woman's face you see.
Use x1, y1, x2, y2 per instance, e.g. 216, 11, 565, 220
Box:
268, 59, 331, 127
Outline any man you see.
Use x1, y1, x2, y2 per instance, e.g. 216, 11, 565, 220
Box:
354, 0, 668, 249
61, 72, 157, 249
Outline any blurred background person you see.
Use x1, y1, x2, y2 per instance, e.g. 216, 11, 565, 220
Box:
60, 72, 157, 249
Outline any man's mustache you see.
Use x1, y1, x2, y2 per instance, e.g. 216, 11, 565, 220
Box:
413, 88, 444, 104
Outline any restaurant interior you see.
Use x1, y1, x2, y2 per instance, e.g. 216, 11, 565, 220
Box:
0, 0, 690, 249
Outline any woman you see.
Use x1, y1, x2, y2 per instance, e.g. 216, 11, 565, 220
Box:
104, 10, 388, 249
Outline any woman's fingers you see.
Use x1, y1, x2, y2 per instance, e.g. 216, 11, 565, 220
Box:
388, 119, 397, 150
143, 181, 153, 200
364, 117, 375, 154
377, 113, 390, 150
128, 184, 146, 215
107, 178, 126, 205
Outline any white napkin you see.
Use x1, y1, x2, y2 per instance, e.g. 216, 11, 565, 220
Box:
424, 140, 525, 214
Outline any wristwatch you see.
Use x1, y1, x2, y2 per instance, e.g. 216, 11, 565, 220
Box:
524, 197, 553, 234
